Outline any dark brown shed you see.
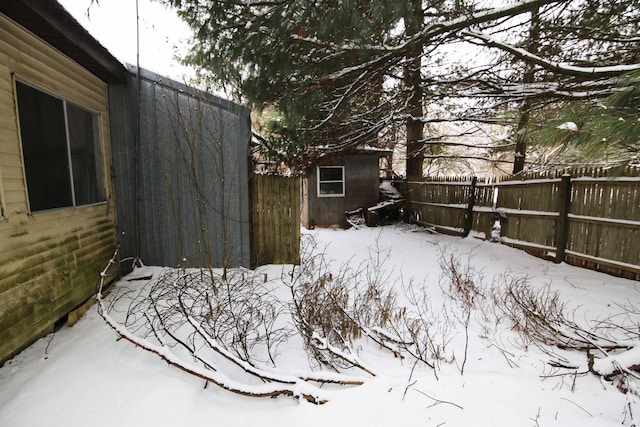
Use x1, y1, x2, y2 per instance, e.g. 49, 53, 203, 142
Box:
301, 147, 391, 229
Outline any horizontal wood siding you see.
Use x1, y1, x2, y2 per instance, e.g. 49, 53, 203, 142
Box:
0, 13, 118, 364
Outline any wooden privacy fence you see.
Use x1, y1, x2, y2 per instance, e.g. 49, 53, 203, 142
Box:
404, 167, 640, 280
250, 174, 300, 267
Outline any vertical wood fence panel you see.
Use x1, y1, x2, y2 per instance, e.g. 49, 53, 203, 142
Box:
566, 177, 640, 278
471, 181, 496, 237
495, 179, 561, 251
250, 174, 300, 267
407, 178, 477, 235
404, 166, 640, 280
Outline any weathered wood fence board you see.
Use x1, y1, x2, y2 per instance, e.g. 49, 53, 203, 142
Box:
403, 166, 640, 280
407, 179, 475, 235
250, 174, 300, 266
494, 179, 562, 250
565, 177, 640, 278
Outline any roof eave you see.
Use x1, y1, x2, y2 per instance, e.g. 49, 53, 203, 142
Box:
0, 0, 128, 84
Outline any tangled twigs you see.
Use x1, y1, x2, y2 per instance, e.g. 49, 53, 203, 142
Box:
287, 234, 445, 375
492, 275, 629, 353
491, 272, 640, 393
95, 251, 365, 404
96, 236, 640, 404
439, 251, 486, 375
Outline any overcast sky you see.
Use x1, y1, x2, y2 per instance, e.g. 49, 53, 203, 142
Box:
58, 0, 197, 82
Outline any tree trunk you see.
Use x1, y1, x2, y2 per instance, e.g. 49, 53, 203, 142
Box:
404, 0, 424, 180
513, 6, 540, 175
512, 105, 530, 174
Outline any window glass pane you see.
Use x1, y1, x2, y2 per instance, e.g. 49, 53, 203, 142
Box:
319, 167, 343, 182
318, 166, 344, 196
67, 104, 103, 205
319, 182, 344, 195
16, 81, 72, 211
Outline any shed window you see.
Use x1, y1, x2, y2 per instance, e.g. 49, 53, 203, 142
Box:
318, 166, 344, 197
16, 81, 104, 212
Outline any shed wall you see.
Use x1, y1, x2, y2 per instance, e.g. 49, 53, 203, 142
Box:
345, 155, 380, 211
302, 154, 380, 228
110, 68, 251, 269
0, 13, 118, 364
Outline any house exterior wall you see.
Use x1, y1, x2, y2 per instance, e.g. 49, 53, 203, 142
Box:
109, 68, 251, 269
0, 13, 118, 364
302, 154, 380, 228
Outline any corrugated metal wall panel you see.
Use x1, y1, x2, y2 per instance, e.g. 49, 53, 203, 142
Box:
110, 67, 251, 270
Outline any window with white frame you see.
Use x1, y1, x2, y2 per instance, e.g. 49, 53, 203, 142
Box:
317, 166, 344, 197
16, 80, 104, 212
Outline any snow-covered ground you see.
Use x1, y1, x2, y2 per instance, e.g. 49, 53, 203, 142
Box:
1, 224, 638, 426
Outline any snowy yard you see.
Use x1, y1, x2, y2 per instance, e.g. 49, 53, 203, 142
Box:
1, 223, 638, 427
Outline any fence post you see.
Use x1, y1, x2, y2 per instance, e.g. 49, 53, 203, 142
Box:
402, 179, 411, 223
555, 174, 571, 263
462, 176, 477, 237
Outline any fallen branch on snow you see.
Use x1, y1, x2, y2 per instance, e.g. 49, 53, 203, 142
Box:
95, 251, 364, 405
589, 346, 640, 379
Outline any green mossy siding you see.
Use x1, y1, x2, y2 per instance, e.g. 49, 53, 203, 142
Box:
0, 209, 118, 363
0, 13, 118, 364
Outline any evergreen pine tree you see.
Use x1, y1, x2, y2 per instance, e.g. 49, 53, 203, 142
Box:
532, 70, 640, 168
163, 0, 640, 174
